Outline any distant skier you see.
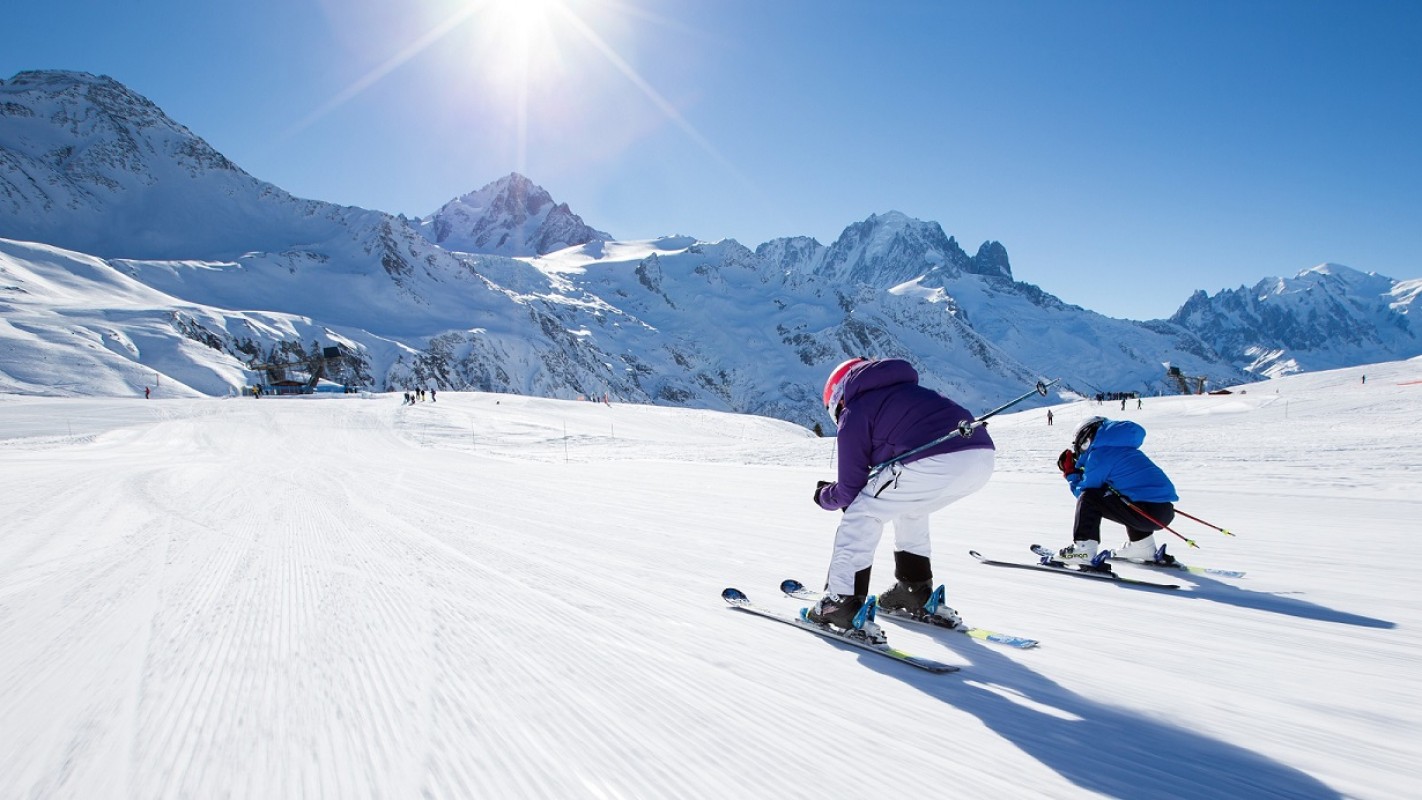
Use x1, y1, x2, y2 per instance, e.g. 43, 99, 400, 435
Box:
1054, 417, 1178, 565
806, 357, 995, 636
1047, 409, 1054, 426
144, 386, 150, 399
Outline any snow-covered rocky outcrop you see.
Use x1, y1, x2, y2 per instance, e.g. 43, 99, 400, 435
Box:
1169, 264, 1420, 376
417, 173, 610, 257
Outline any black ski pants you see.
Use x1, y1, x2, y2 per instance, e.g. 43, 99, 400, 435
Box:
1072, 487, 1175, 543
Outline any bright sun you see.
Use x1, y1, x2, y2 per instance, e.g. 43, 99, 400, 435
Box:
288, 0, 601, 146
483, 0, 561, 37
462, 0, 581, 97
296, 0, 734, 178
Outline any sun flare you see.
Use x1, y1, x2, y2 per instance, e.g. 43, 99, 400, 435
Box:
289, 0, 744, 184
482, 0, 560, 38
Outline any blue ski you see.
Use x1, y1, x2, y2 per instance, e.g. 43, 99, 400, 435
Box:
721, 587, 960, 673
779, 579, 1039, 649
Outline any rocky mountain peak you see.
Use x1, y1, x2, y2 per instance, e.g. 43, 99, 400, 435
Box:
0, 70, 309, 260
969, 240, 1012, 280
1169, 262, 1418, 375
813, 211, 971, 287
418, 172, 610, 257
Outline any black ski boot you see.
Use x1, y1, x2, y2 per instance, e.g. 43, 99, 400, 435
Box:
877, 579, 934, 613
805, 593, 866, 630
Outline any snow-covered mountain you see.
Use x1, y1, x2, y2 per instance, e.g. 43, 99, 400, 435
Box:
417, 173, 610, 256
1169, 264, 1421, 376
0, 70, 355, 261
2, 70, 1416, 426
0, 70, 660, 405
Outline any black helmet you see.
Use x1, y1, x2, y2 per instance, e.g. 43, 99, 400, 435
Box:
1073, 416, 1106, 455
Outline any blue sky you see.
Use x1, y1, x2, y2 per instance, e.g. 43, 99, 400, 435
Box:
5, 0, 1419, 319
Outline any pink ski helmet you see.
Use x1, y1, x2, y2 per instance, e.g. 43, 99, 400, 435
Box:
823, 357, 868, 422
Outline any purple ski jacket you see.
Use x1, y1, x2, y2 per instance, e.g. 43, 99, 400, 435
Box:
816, 359, 994, 511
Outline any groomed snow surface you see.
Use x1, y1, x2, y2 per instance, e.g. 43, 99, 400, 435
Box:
2, 360, 1418, 799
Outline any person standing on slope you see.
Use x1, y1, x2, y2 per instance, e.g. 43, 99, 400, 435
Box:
806, 357, 996, 635
1055, 417, 1179, 565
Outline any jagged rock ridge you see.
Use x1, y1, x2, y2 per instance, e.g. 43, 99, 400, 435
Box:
417, 173, 610, 257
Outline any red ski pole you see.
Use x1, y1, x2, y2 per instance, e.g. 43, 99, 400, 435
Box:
1173, 508, 1236, 536
1106, 485, 1199, 549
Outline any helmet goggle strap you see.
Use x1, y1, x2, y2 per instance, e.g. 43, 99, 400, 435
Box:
827, 377, 851, 424
1074, 418, 1103, 454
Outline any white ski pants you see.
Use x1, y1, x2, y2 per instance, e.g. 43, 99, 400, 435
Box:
825, 448, 995, 596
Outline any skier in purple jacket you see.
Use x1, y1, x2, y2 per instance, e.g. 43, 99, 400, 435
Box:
805, 357, 996, 637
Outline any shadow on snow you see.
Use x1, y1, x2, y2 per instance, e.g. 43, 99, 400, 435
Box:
1137, 570, 1395, 629
863, 634, 1344, 800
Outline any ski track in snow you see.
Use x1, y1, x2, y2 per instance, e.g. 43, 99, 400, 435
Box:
2, 361, 1420, 798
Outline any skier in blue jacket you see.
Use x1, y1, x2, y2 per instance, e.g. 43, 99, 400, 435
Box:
1055, 416, 1178, 564
806, 358, 996, 636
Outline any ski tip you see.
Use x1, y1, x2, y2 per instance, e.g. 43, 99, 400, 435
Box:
721, 587, 748, 604
967, 629, 1041, 648
779, 578, 805, 595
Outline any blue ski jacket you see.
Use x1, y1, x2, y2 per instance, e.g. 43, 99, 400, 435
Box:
1066, 419, 1178, 502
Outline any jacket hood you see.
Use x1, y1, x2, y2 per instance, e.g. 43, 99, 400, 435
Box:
842, 359, 919, 406
1090, 419, 1146, 449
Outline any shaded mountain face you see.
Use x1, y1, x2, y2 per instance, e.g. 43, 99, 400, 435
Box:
417, 173, 610, 257
2, 70, 1415, 425
1169, 264, 1421, 376
0, 70, 352, 261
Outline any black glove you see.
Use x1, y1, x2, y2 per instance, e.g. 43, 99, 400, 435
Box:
814, 480, 831, 506
1056, 449, 1077, 476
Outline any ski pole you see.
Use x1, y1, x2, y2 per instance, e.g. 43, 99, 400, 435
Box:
1105, 485, 1199, 549
1173, 508, 1237, 536
868, 378, 1058, 479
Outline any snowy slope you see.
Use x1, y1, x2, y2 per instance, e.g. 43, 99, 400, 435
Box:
0, 237, 416, 396
0, 238, 298, 396
1, 359, 1417, 798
